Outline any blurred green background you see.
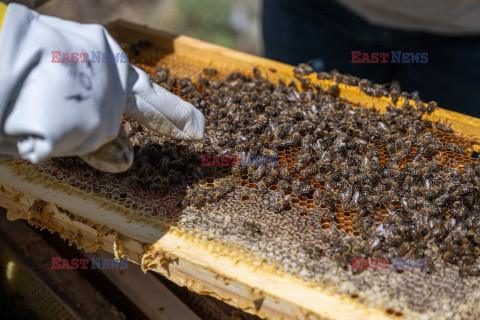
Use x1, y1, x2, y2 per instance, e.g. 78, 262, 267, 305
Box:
38, 0, 263, 55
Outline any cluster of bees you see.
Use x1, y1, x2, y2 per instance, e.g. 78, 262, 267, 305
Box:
122, 62, 480, 277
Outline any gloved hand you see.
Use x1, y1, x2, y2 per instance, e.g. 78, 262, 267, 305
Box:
0, 3, 205, 171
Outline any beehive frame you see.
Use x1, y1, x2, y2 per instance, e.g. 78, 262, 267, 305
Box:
1, 21, 480, 320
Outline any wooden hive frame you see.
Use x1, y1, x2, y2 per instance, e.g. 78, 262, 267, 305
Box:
1, 20, 480, 320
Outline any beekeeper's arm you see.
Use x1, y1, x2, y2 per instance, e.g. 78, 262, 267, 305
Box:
0, 3, 204, 165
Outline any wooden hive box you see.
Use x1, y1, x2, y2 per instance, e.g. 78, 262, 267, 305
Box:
1, 21, 480, 320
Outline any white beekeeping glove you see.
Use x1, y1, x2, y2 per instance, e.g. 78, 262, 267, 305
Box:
0, 3, 205, 168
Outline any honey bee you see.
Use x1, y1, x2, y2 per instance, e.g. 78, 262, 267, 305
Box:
327, 84, 340, 97
264, 173, 277, 186
252, 66, 262, 78
231, 163, 241, 176
313, 189, 323, 206
338, 162, 350, 177
292, 180, 302, 194
299, 168, 310, 178
281, 136, 295, 147
297, 76, 311, 88
178, 77, 193, 88
291, 162, 305, 174
256, 180, 268, 195
297, 183, 313, 196
314, 173, 324, 182
203, 68, 218, 75
293, 132, 302, 145
413, 97, 427, 113
247, 164, 256, 177
279, 167, 292, 182
293, 63, 313, 76
317, 71, 333, 80
277, 180, 291, 190
197, 76, 209, 86
207, 188, 222, 202
272, 124, 289, 139
261, 147, 278, 158
270, 192, 289, 213
434, 192, 451, 206
427, 101, 437, 113
244, 219, 262, 235
329, 170, 342, 182
444, 143, 465, 154
164, 77, 176, 91
252, 164, 266, 181
234, 142, 247, 154
193, 193, 205, 207
305, 163, 319, 175
153, 66, 170, 83
443, 251, 458, 264
302, 134, 313, 146
191, 142, 205, 154
390, 90, 400, 104
177, 187, 195, 207
397, 242, 411, 257
267, 167, 279, 179
297, 153, 312, 164
435, 121, 453, 133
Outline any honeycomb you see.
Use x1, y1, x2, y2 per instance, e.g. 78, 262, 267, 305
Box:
3, 39, 480, 320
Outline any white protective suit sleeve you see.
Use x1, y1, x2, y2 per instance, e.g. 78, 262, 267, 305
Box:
0, 3, 205, 164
